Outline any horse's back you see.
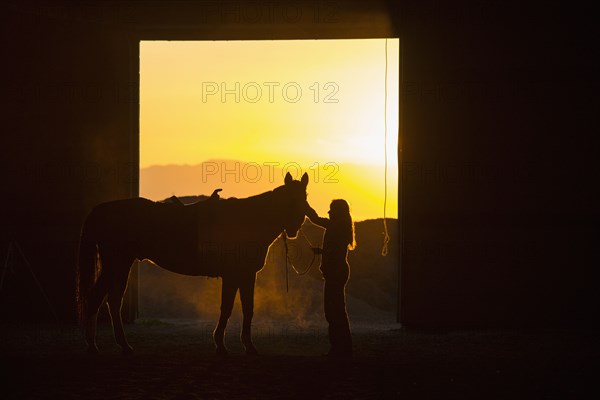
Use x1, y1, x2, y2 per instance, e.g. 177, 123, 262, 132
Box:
84, 197, 273, 277
87, 198, 195, 250
87, 198, 176, 235
85, 198, 222, 275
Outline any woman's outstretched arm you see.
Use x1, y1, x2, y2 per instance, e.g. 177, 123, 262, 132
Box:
305, 203, 329, 229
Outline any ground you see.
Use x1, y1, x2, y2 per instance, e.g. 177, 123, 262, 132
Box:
0, 319, 596, 399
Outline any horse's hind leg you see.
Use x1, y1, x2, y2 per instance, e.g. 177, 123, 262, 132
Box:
213, 276, 238, 356
106, 258, 135, 355
84, 274, 109, 355
239, 272, 258, 355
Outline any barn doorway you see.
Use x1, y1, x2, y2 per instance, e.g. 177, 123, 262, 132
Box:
138, 39, 400, 326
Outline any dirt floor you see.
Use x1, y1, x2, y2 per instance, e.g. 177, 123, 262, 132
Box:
0, 319, 596, 399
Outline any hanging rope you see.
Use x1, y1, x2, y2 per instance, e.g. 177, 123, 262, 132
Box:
381, 38, 391, 257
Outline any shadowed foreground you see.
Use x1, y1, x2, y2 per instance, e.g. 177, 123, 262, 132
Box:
0, 320, 596, 399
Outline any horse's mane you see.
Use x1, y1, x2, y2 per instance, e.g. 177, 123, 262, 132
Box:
217, 185, 286, 207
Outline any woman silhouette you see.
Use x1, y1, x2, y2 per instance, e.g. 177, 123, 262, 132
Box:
306, 199, 356, 357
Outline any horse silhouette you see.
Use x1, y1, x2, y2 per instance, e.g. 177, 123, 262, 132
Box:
76, 172, 308, 355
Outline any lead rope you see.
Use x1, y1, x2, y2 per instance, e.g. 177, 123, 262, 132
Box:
289, 229, 317, 276
282, 229, 319, 292
283, 233, 289, 293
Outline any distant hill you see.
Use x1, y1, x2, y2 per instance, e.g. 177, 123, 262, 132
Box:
140, 159, 398, 222
138, 194, 398, 323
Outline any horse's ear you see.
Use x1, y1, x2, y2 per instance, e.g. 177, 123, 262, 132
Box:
284, 172, 293, 185
301, 172, 309, 187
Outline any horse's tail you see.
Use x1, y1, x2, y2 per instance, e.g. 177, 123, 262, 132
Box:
75, 211, 99, 323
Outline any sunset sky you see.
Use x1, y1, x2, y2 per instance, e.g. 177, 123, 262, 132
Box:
140, 39, 399, 221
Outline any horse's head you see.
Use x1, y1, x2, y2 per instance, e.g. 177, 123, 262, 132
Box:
280, 171, 308, 239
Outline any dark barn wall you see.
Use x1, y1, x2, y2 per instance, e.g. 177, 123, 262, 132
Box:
2, 3, 136, 321
396, 2, 598, 327
1, 1, 596, 327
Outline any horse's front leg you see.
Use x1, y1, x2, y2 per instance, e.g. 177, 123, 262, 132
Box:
239, 272, 258, 355
213, 277, 238, 356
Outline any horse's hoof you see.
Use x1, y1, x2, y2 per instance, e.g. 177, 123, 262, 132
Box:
121, 345, 134, 356
87, 345, 99, 356
215, 347, 229, 357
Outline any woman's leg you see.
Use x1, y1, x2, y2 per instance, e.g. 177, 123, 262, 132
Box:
324, 278, 352, 356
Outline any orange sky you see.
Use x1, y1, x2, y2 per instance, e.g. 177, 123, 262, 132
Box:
140, 39, 399, 221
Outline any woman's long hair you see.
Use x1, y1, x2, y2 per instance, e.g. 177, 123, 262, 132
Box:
329, 199, 356, 250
